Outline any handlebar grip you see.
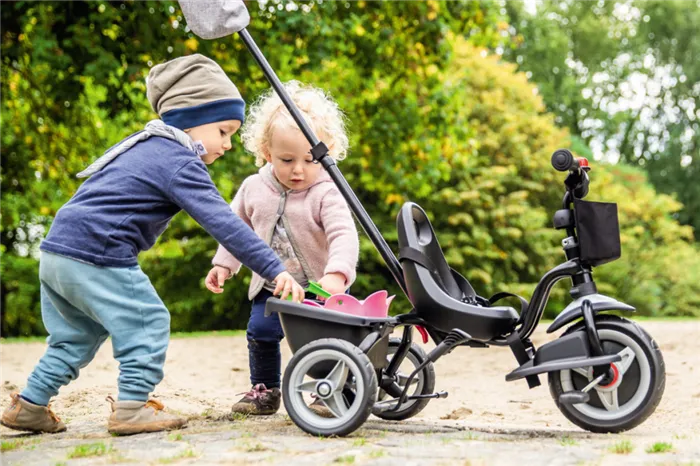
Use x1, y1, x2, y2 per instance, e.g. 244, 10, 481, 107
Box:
551, 149, 575, 172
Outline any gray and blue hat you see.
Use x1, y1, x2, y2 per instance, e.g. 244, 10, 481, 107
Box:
146, 53, 244, 129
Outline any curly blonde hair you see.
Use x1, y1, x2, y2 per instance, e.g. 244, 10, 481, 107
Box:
240, 81, 349, 167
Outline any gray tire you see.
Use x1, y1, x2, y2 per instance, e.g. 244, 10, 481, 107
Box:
282, 338, 377, 437
548, 316, 665, 433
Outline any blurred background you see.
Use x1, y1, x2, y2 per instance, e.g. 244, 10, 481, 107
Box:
2, 0, 699, 337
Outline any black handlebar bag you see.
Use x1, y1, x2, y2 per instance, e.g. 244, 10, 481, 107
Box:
574, 199, 622, 267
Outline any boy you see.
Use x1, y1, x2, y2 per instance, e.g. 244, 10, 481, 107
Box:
1, 54, 304, 436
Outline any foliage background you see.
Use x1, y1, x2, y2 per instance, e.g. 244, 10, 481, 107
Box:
2, 1, 698, 337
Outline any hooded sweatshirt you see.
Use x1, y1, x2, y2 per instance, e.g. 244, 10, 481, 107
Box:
41, 137, 284, 282
212, 163, 359, 300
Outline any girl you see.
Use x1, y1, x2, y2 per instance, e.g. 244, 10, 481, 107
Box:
205, 81, 359, 415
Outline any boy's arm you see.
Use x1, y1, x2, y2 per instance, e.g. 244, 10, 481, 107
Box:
320, 187, 359, 286
211, 179, 250, 276
168, 160, 284, 281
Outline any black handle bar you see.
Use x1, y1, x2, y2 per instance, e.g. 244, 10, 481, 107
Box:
551, 149, 577, 172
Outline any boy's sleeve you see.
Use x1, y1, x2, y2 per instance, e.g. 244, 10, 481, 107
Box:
168, 160, 285, 282
211, 179, 249, 275
319, 187, 359, 286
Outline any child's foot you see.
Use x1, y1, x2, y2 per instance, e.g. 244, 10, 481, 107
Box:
107, 396, 187, 435
231, 384, 281, 415
0, 393, 67, 433
308, 396, 334, 418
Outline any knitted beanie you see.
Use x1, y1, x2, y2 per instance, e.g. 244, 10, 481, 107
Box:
146, 54, 245, 129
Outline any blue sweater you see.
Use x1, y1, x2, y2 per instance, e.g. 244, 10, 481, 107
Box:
41, 137, 285, 281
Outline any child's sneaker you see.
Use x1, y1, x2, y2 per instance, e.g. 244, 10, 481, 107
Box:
231, 384, 280, 415
0, 393, 67, 433
106, 396, 187, 435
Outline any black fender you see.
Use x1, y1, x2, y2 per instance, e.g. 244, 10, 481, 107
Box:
547, 294, 635, 333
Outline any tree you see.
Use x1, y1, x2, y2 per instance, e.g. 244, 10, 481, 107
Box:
503, 0, 700, 235
2, 0, 698, 337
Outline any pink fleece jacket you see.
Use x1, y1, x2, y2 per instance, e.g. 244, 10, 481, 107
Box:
212, 164, 359, 300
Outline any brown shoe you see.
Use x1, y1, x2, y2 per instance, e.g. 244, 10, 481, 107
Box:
231, 384, 280, 416
0, 393, 67, 433
308, 396, 334, 418
107, 396, 187, 436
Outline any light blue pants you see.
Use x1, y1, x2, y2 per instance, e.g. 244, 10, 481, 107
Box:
22, 252, 170, 405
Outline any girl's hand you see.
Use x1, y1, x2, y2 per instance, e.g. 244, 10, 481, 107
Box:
317, 273, 347, 296
273, 271, 305, 303
205, 265, 232, 294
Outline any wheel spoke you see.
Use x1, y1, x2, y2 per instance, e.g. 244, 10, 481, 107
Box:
324, 392, 349, 418
616, 347, 636, 375
294, 380, 317, 394
572, 367, 592, 379
326, 360, 349, 388
597, 387, 620, 411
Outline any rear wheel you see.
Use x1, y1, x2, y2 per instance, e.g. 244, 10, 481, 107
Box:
548, 316, 665, 433
372, 337, 435, 421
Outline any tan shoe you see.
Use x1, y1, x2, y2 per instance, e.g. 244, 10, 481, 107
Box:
106, 396, 187, 435
308, 396, 334, 418
0, 393, 67, 433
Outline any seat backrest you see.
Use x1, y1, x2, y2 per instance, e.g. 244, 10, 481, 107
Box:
397, 202, 464, 300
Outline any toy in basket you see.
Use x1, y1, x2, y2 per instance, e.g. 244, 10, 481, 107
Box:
289, 282, 395, 318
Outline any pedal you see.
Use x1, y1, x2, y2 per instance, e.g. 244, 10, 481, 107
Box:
558, 390, 590, 405
409, 390, 449, 401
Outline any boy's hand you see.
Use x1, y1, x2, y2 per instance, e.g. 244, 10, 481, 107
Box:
317, 273, 347, 296
205, 265, 232, 294
273, 272, 305, 303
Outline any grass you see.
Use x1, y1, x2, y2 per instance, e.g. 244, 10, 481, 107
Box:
559, 435, 578, 446
463, 432, 480, 441
199, 408, 215, 418
1, 439, 24, 452
4, 317, 698, 344
369, 450, 386, 459
609, 439, 634, 455
158, 448, 197, 464
230, 412, 250, 422
243, 442, 268, 452
0, 335, 48, 343
167, 432, 184, 441
646, 442, 674, 453
170, 329, 246, 339
1, 329, 246, 344
67, 442, 113, 459
352, 437, 367, 447
334, 455, 356, 464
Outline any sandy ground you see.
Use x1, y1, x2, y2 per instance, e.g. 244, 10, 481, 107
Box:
1, 320, 699, 465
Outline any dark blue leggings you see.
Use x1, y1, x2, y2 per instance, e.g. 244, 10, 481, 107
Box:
246, 288, 347, 388
246, 290, 285, 389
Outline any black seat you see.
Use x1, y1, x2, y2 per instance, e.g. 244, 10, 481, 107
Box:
397, 202, 518, 341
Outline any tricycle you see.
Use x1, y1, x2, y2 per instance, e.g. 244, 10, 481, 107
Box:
180, 0, 666, 438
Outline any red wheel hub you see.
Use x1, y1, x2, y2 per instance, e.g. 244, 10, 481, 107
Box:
599, 363, 620, 388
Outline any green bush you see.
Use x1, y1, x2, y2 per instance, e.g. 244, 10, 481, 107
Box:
2, 1, 698, 337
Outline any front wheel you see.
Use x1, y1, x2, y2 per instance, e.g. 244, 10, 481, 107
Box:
282, 338, 377, 437
548, 316, 665, 433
